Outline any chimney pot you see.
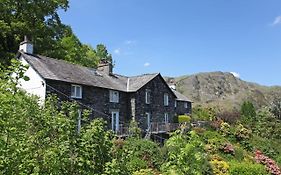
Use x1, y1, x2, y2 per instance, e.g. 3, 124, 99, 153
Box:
19, 35, 33, 54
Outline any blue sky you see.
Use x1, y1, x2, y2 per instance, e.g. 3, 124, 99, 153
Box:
59, 0, 281, 86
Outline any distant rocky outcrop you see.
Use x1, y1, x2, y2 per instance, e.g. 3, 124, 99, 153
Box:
165, 72, 281, 109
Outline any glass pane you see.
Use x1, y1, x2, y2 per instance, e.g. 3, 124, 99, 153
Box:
71, 86, 75, 96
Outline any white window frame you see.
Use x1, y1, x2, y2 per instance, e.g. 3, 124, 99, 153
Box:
175, 101, 177, 108
184, 102, 188, 108
110, 90, 119, 103
164, 113, 169, 123
145, 89, 151, 104
145, 112, 151, 131
164, 93, 169, 106
71, 84, 82, 99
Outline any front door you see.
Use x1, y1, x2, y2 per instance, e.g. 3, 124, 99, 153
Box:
111, 111, 119, 132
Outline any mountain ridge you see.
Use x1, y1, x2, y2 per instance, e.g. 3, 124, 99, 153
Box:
165, 71, 281, 109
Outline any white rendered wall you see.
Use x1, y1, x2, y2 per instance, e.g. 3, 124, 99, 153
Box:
18, 56, 46, 103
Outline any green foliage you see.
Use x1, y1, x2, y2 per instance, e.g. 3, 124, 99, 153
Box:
220, 122, 231, 137
96, 44, 113, 64
162, 131, 210, 175
128, 119, 141, 138
270, 96, 281, 119
0, 0, 69, 65
78, 119, 113, 174
234, 124, 251, 141
229, 161, 269, 175
192, 106, 217, 121
253, 107, 281, 140
123, 138, 163, 173
178, 115, 191, 123
250, 135, 281, 164
0, 0, 111, 69
210, 156, 230, 175
132, 169, 156, 175
240, 101, 256, 124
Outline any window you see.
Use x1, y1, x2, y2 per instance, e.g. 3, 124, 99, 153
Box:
145, 89, 151, 104
164, 113, 169, 123
110, 90, 119, 103
174, 101, 177, 108
184, 102, 188, 108
71, 85, 82, 99
164, 93, 169, 106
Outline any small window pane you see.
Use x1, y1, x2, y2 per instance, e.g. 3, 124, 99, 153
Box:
164, 93, 169, 106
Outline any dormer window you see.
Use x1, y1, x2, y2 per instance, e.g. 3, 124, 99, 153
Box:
110, 90, 119, 103
145, 89, 151, 104
71, 85, 82, 99
164, 93, 169, 106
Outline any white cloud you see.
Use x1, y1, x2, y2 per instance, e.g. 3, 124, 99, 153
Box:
125, 40, 136, 45
114, 48, 120, 55
230, 72, 240, 78
144, 62, 150, 67
272, 16, 281, 26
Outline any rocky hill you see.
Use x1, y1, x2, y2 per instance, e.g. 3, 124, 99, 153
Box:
166, 72, 281, 109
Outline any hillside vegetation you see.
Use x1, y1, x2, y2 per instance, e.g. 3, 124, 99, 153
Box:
166, 72, 281, 109
1, 60, 281, 175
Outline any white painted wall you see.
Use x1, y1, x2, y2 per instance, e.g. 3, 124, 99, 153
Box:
18, 56, 46, 103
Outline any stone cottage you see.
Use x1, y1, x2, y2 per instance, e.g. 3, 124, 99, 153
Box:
17, 38, 192, 133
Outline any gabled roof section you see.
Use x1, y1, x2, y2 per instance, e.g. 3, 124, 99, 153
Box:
172, 90, 192, 102
18, 52, 166, 93
19, 52, 128, 92
127, 73, 159, 92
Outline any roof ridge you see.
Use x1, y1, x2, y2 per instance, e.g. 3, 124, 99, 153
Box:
128, 72, 159, 78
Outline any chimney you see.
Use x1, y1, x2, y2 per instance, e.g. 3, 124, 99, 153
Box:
168, 80, 176, 90
97, 59, 113, 75
19, 36, 33, 54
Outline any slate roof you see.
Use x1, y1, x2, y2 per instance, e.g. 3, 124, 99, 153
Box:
172, 90, 192, 102
20, 52, 159, 92
19, 52, 191, 101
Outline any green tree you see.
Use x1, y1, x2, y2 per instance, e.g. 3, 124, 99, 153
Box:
0, 0, 69, 65
240, 101, 256, 124
96, 44, 113, 63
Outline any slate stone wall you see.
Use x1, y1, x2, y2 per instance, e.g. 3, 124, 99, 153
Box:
176, 101, 192, 116
45, 76, 192, 131
45, 80, 129, 129
131, 75, 178, 130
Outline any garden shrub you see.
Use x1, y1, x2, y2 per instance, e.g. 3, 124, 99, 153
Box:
220, 122, 231, 136
210, 155, 229, 175
220, 143, 235, 155
250, 135, 281, 161
234, 124, 251, 141
229, 161, 269, 175
255, 150, 281, 175
162, 131, 210, 175
122, 138, 163, 173
217, 110, 241, 124
132, 169, 157, 175
192, 106, 217, 121
178, 115, 191, 123
233, 146, 245, 161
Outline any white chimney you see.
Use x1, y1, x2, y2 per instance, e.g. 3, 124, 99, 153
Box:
19, 36, 33, 54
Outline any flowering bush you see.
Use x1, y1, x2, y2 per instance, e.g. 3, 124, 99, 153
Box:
210, 119, 223, 131
220, 143, 235, 155
255, 150, 281, 175
210, 155, 229, 175
234, 124, 251, 140
220, 122, 231, 136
